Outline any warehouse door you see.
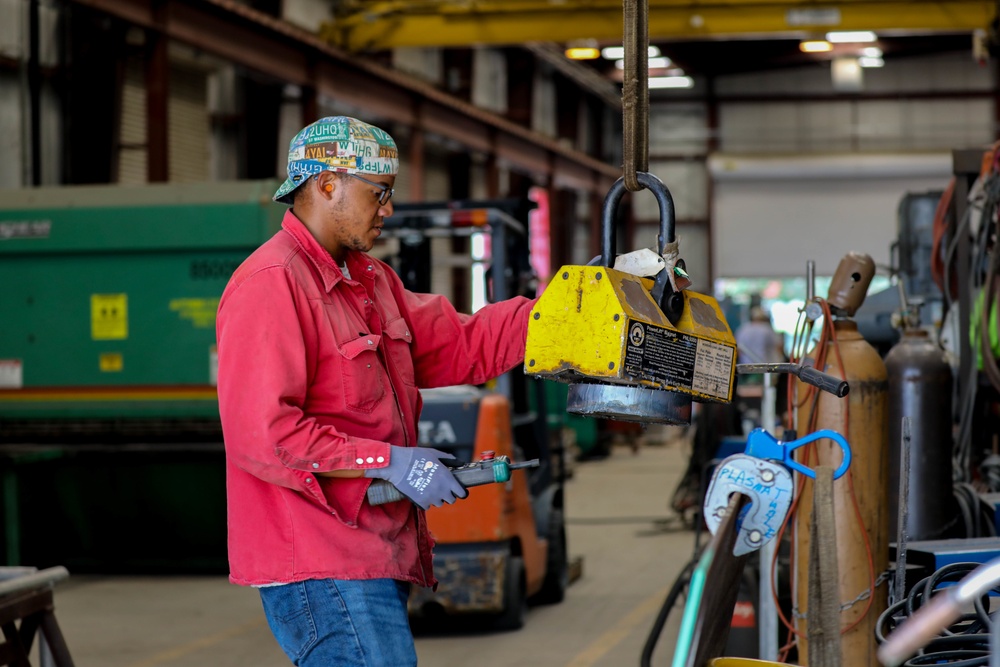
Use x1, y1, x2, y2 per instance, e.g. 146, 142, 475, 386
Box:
710, 154, 951, 279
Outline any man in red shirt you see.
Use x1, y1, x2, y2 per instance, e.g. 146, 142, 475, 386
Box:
216, 116, 536, 666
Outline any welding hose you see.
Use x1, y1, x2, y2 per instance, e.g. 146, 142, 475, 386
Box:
640, 559, 696, 667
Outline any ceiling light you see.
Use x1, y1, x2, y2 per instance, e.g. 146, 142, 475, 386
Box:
862, 47, 883, 58
649, 76, 693, 89
832, 57, 863, 91
565, 47, 601, 60
800, 40, 833, 53
602, 45, 661, 60
859, 56, 884, 68
826, 30, 877, 43
616, 57, 673, 70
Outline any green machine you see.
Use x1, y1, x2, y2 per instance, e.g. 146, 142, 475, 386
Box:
0, 181, 283, 572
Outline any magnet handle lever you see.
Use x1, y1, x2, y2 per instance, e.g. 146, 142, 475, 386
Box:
744, 427, 852, 480
736, 362, 849, 398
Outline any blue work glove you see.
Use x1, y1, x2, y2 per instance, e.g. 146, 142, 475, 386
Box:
364, 446, 468, 510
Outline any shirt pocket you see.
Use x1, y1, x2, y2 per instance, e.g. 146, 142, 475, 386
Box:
383, 316, 416, 387
337, 334, 386, 413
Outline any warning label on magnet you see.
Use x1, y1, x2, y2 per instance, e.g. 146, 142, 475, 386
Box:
624, 319, 734, 400
91, 294, 128, 340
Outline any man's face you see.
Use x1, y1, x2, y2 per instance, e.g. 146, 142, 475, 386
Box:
323, 173, 396, 255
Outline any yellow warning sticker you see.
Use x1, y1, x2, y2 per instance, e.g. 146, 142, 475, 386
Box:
99, 352, 123, 372
170, 298, 220, 328
91, 294, 128, 340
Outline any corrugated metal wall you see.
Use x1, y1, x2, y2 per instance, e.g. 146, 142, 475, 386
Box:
117, 55, 218, 184
643, 50, 996, 280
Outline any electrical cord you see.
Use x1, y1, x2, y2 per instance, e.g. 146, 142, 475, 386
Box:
953, 483, 997, 538
877, 562, 997, 666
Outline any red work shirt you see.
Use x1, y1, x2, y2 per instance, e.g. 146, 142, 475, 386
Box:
216, 210, 534, 587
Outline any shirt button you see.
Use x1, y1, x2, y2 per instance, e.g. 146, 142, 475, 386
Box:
367, 340, 373, 345
377, 456, 385, 463
367, 265, 373, 271
355, 457, 364, 464
305, 477, 313, 483
312, 463, 320, 469
366, 457, 374, 463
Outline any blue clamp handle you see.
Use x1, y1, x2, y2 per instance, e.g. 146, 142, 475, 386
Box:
744, 428, 852, 480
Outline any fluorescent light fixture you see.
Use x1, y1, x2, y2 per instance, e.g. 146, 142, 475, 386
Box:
859, 56, 884, 68
800, 40, 833, 53
862, 46, 883, 58
649, 76, 693, 89
615, 56, 673, 69
832, 57, 863, 91
602, 45, 661, 60
565, 47, 601, 60
826, 30, 877, 43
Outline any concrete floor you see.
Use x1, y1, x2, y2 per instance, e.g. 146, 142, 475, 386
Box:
37, 438, 697, 667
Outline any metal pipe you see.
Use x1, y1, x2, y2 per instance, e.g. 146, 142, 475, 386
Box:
806, 260, 815, 303
0, 566, 69, 597
758, 371, 779, 661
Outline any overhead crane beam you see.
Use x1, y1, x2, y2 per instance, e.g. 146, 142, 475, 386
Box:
325, 1, 996, 51
65, 0, 619, 194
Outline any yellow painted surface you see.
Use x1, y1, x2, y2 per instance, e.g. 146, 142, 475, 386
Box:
325, 1, 994, 50
525, 265, 736, 402
99, 352, 124, 373
525, 266, 628, 381
170, 298, 221, 329
91, 293, 128, 340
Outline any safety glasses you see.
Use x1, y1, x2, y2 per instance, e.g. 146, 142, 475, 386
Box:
345, 173, 394, 206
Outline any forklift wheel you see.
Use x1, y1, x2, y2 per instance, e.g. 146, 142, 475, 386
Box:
493, 556, 527, 631
532, 508, 569, 604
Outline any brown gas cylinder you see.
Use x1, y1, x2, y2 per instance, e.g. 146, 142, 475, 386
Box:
794, 319, 889, 666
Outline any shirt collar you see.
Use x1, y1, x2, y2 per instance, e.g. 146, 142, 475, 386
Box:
280, 210, 375, 293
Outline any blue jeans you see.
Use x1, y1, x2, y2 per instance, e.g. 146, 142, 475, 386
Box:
259, 579, 417, 666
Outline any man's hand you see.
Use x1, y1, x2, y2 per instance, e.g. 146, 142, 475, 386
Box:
364, 446, 468, 510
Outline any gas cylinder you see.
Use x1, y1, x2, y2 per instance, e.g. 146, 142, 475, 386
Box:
794, 254, 889, 667
884, 328, 954, 540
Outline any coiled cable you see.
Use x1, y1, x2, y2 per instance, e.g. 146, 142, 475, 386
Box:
877, 562, 997, 666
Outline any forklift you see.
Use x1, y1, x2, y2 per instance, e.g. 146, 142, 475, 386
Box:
377, 199, 570, 630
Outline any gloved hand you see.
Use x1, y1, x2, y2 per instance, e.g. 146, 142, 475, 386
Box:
364, 446, 468, 510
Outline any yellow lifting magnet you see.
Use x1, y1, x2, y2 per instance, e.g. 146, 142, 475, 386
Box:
524, 172, 737, 425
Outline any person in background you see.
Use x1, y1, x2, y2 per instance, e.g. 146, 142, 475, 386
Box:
215, 116, 536, 667
735, 305, 785, 366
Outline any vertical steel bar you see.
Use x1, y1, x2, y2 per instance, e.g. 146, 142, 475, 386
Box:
145, 6, 169, 183
758, 372, 779, 661
29, 0, 41, 186
893, 417, 911, 605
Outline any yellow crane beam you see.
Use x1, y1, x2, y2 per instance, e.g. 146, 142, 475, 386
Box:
323, 1, 995, 52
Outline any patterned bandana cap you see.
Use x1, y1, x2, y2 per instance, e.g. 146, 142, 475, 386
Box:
272, 116, 399, 205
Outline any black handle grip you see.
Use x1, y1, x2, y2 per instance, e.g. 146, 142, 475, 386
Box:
798, 366, 850, 398
367, 480, 406, 506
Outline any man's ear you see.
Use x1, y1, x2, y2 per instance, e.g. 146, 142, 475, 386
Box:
316, 173, 336, 197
